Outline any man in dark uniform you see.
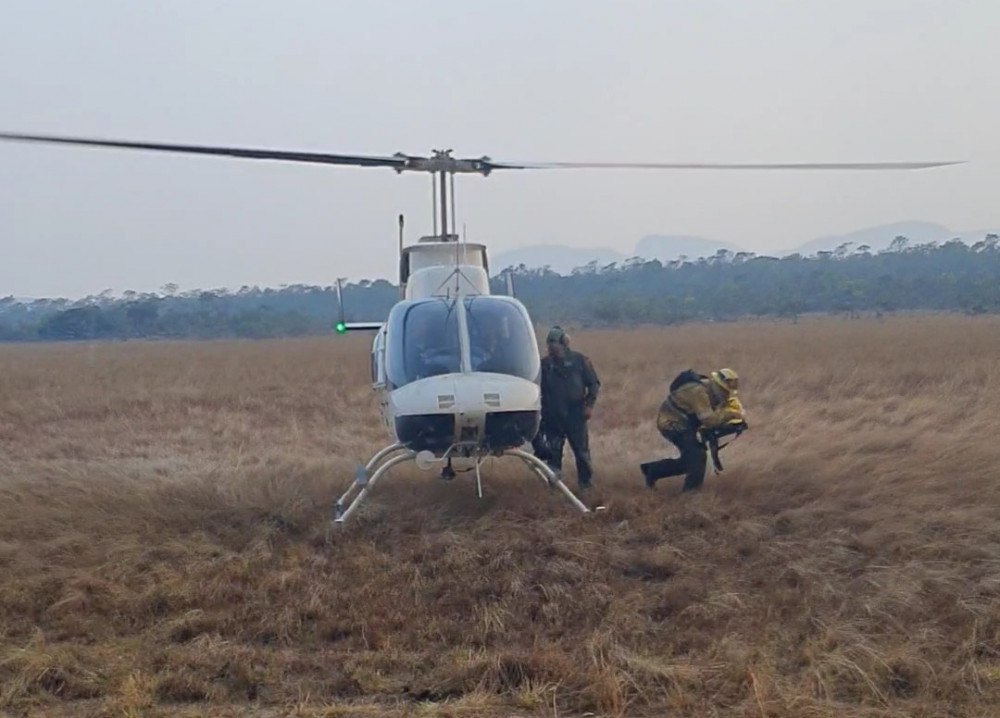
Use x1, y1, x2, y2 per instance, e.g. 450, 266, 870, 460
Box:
640, 368, 747, 492
532, 326, 600, 489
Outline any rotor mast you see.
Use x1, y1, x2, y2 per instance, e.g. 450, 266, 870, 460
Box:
438, 165, 450, 240
420, 149, 469, 242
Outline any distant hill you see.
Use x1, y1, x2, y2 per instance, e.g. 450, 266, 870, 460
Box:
791, 221, 952, 255
491, 244, 627, 274
955, 228, 1000, 244
789, 221, 1000, 256
634, 234, 742, 261
492, 234, 739, 273
493, 222, 1000, 273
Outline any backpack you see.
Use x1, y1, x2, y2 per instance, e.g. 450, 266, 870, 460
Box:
669, 369, 707, 393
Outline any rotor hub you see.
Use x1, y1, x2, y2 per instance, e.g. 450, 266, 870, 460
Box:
394, 149, 494, 175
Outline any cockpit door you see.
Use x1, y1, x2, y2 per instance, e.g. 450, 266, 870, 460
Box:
385, 298, 462, 389
463, 296, 540, 382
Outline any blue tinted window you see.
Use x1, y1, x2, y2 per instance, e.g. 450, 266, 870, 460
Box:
465, 297, 539, 382
385, 299, 461, 387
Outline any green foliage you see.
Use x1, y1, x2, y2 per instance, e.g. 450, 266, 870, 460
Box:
2, 238, 999, 341
494, 236, 1000, 325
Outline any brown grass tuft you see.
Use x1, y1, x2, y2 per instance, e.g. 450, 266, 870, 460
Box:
1, 316, 999, 716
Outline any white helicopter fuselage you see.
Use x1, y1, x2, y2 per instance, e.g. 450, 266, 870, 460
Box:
365, 239, 543, 459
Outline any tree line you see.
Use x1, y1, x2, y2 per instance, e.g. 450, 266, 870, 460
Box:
2, 235, 998, 342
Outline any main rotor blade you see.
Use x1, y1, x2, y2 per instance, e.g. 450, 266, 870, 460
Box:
0, 132, 964, 173
0, 132, 407, 169
485, 159, 965, 171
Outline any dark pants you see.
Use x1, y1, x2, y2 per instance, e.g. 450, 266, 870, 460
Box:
641, 428, 706, 491
532, 414, 593, 487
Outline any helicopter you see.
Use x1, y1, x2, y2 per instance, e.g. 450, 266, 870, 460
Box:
0, 131, 964, 524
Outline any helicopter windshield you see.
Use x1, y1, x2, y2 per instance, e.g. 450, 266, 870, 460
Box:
385, 299, 462, 387
465, 297, 539, 382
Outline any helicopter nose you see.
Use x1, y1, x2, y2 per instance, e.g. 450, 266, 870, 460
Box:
390, 373, 541, 453
450, 373, 541, 450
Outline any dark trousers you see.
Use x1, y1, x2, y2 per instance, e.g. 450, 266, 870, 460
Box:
641, 428, 706, 491
532, 414, 593, 487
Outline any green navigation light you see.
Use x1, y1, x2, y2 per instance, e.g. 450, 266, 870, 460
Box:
335, 321, 347, 334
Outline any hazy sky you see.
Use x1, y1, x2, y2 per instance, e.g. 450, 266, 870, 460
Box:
1, 0, 998, 298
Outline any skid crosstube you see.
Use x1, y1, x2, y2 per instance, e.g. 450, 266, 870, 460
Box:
332, 443, 590, 525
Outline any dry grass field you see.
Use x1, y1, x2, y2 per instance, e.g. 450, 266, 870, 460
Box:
1, 315, 999, 717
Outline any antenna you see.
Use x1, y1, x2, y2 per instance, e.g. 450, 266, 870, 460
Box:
398, 213, 404, 257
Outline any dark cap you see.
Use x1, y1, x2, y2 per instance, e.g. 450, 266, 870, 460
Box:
546, 326, 567, 344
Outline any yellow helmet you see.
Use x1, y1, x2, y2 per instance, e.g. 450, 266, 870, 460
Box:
711, 368, 739, 394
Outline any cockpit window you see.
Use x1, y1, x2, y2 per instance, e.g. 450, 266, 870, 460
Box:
465, 297, 540, 382
385, 296, 540, 388
385, 299, 461, 387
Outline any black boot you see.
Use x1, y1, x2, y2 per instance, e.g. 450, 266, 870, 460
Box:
640, 463, 656, 489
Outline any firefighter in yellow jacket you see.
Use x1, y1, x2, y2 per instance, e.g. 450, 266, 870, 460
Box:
641, 368, 747, 491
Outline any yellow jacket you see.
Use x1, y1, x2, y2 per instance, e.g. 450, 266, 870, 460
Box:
656, 380, 745, 434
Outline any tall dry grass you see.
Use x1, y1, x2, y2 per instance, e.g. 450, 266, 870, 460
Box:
1, 315, 998, 717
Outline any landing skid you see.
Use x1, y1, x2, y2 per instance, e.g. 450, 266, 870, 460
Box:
332, 443, 591, 525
